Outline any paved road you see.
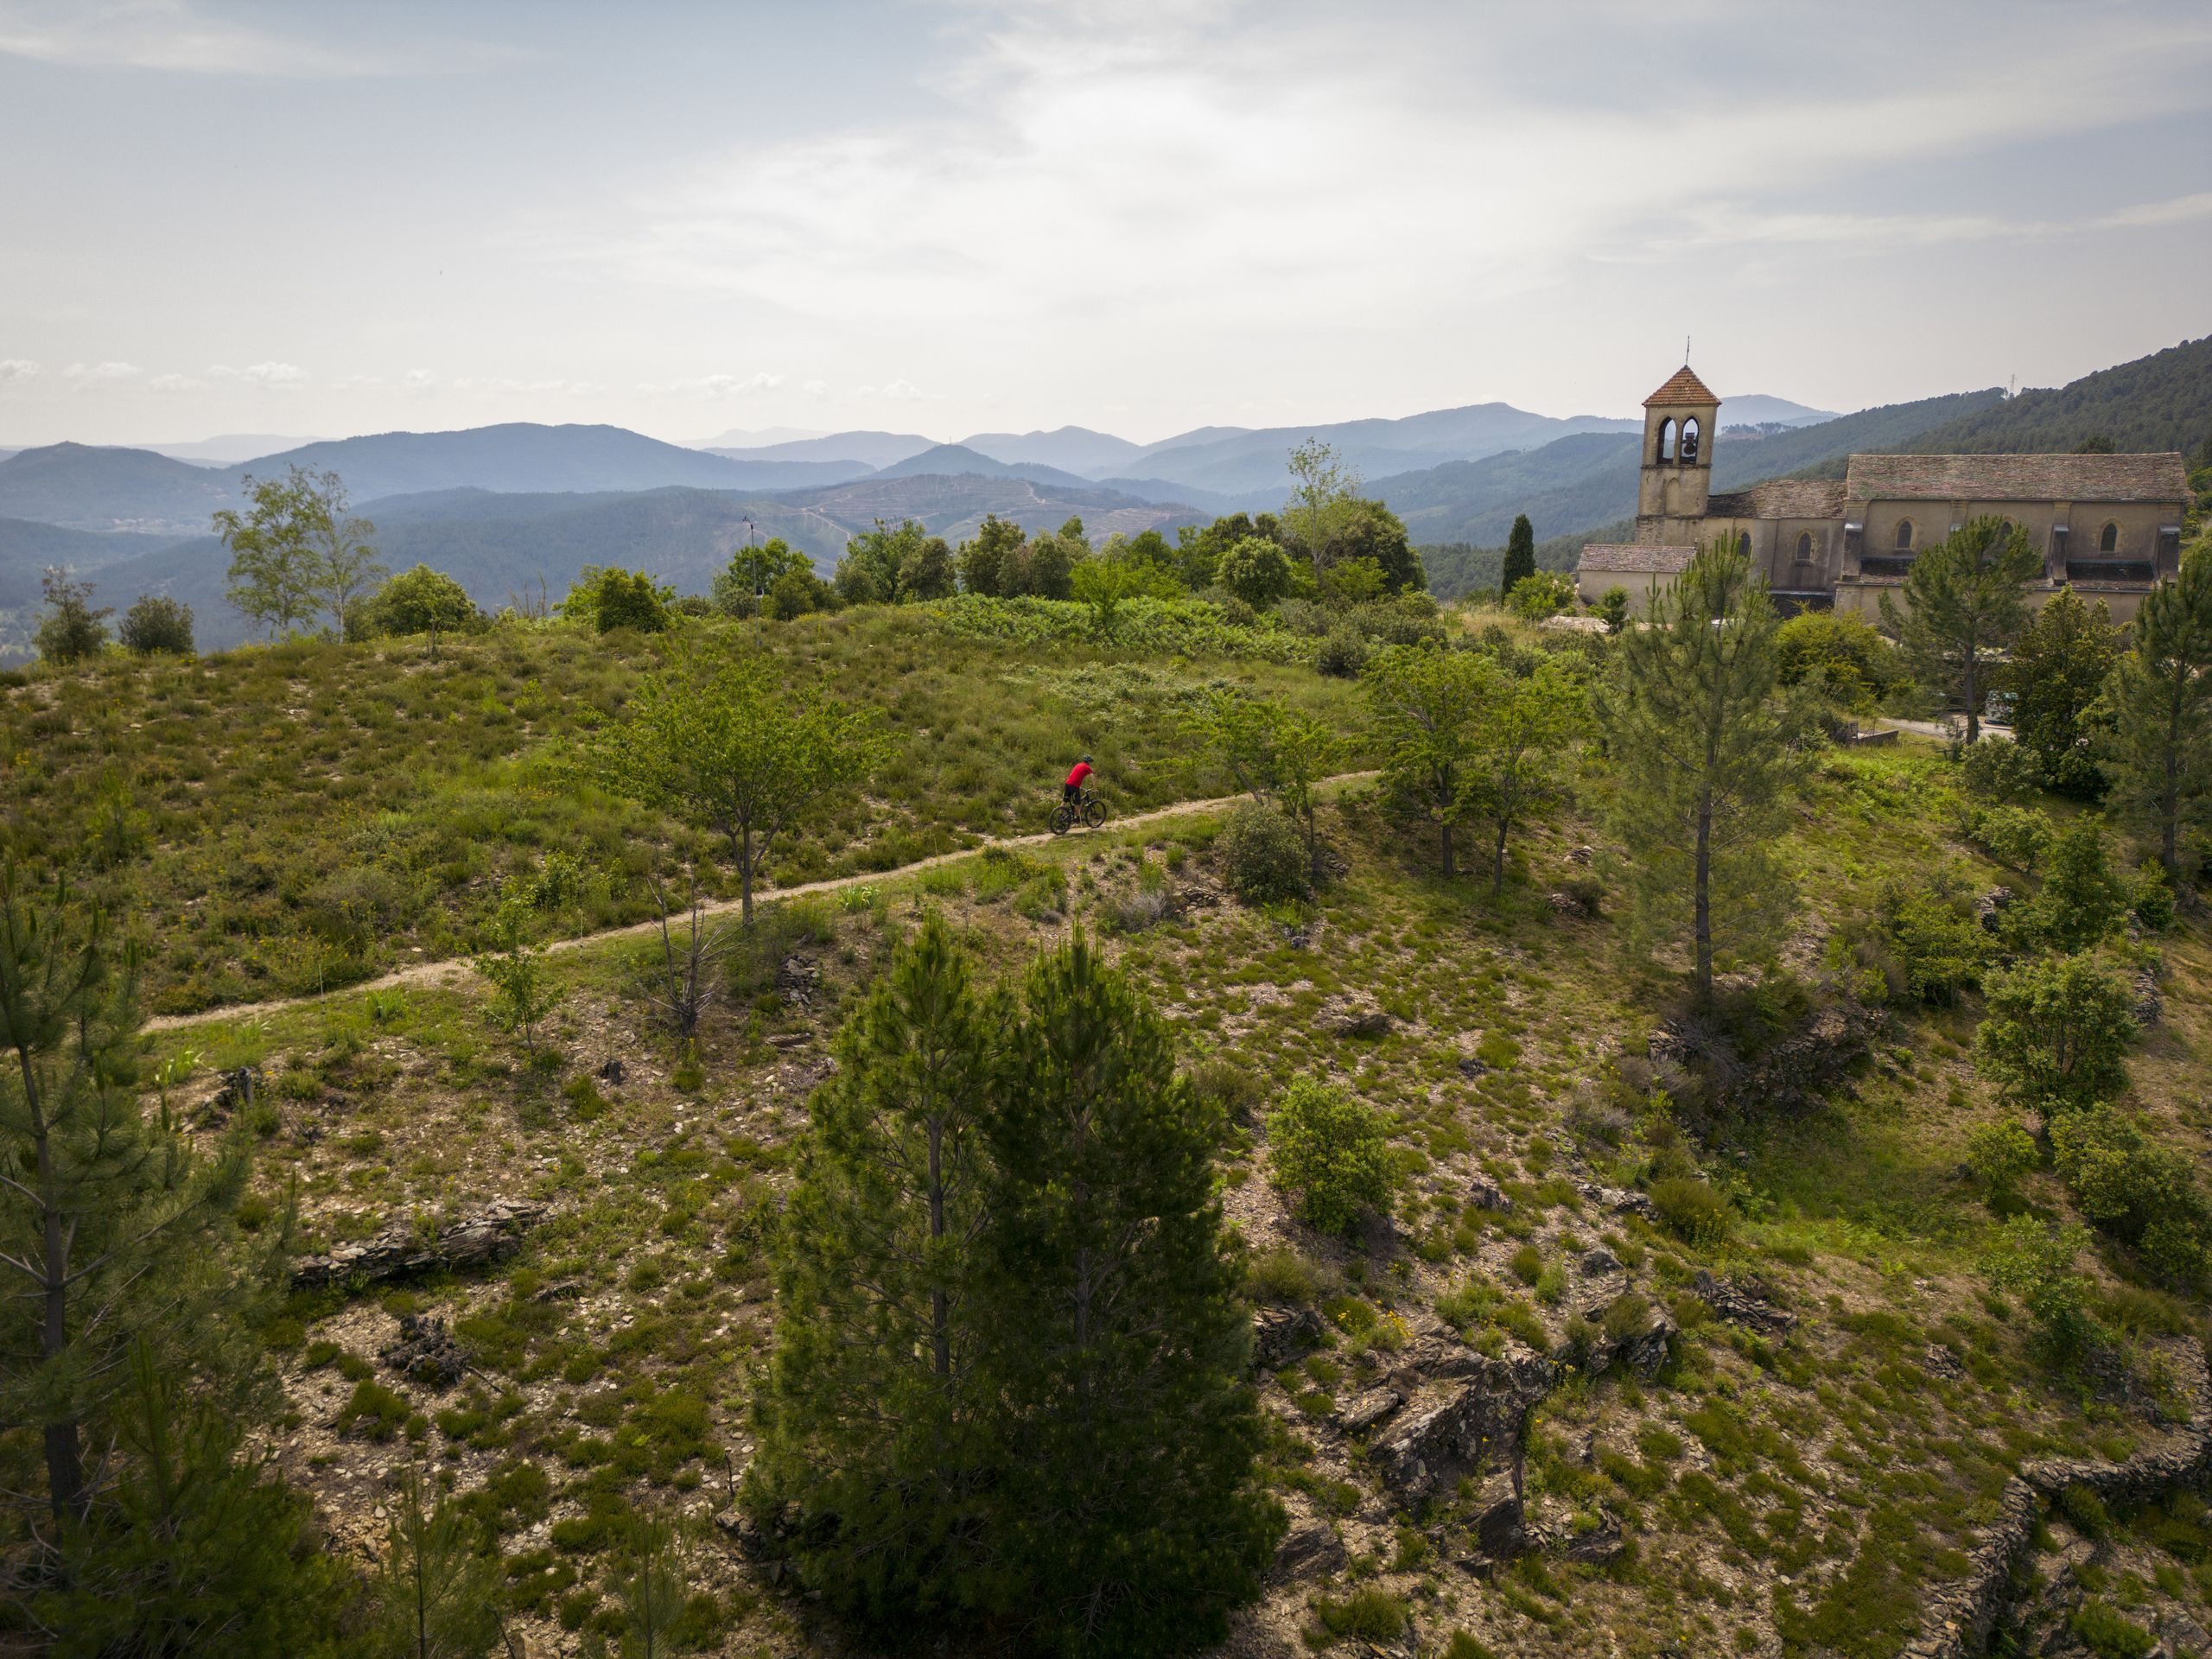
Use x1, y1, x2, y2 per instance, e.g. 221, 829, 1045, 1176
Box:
144, 772, 1379, 1033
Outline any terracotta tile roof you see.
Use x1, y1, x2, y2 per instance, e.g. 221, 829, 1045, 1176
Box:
1643, 365, 1719, 408
1706, 479, 1850, 519
1578, 543, 1697, 574
1845, 452, 2189, 504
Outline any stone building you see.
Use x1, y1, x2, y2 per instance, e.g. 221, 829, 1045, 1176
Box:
1575, 365, 2190, 621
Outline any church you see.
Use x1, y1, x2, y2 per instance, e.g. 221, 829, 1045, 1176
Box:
1574, 365, 2191, 622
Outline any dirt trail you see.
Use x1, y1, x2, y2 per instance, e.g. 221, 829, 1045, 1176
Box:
144, 772, 1378, 1033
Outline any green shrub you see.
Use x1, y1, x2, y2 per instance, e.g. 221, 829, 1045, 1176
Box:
337, 1379, 411, 1440
1246, 1246, 1325, 1306
2028, 820, 2132, 950
1974, 952, 2136, 1116
1964, 1119, 2037, 1205
1960, 735, 2039, 803
1314, 627, 1369, 678
117, 593, 196, 655
2129, 867, 2175, 932
1266, 1078, 1394, 1237
2050, 1107, 2210, 1279
1309, 1586, 1409, 1643
1776, 611, 1898, 713
1217, 800, 1307, 904
1506, 571, 1576, 621
563, 565, 674, 634
1961, 804, 2051, 872
1650, 1178, 1731, 1248
1985, 1214, 2099, 1362
2069, 1599, 2154, 1659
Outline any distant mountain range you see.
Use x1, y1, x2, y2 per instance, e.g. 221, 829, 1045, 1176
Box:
3, 337, 2201, 659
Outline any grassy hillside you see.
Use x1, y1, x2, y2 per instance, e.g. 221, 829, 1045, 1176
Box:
0, 603, 1358, 1014
79, 595, 2209, 1659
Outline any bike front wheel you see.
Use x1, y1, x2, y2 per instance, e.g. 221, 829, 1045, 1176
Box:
1081, 797, 1108, 830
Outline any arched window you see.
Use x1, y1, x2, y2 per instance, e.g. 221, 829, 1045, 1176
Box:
1894, 519, 1914, 550
1796, 531, 1815, 563
1736, 531, 1751, 556
1657, 418, 1676, 463
2100, 522, 2118, 553
1681, 418, 1701, 464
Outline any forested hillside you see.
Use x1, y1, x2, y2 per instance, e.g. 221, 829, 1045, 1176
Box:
1899, 334, 2212, 458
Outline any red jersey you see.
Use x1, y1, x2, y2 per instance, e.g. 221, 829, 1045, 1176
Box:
1065, 761, 1093, 789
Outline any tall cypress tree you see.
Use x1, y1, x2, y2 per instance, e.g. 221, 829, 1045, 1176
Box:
2103, 544, 2212, 880
1600, 542, 1806, 1005
747, 913, 996, 1624
978, 934, 1281, 1656
1500, 513, 1537, 599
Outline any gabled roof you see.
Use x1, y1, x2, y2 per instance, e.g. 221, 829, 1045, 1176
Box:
1578, 543, 1697, 574
1643, 365, 1719, 408
1706, 479, 1850, 520
1845, 452, 2189, 504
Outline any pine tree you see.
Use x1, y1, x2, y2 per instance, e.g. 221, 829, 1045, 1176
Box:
370, 1461, 505, 1659
978, 934, 1281, 1656
1600, 542, 1806, 1005
1500, 513, 1536, 599
2102, 543, 2212, 880
0, 862, 247, 1522
2009, 585, 2120, 798
1880, 515, 2042, 744
747, 913, 996, 1624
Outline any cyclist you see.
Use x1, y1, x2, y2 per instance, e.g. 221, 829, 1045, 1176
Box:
1062, 755, 1095, 805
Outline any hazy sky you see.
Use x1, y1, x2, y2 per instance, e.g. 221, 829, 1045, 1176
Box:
3, 0, 2208, 448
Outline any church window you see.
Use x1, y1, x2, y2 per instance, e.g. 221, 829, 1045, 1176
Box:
1796, 531, 1815, 563
1657, 419, 1676, 463
2100, 522, 2118, 553
1736, 531, 1751, 556
1894, 519, 1914, 550
1681, 418, 1701, 463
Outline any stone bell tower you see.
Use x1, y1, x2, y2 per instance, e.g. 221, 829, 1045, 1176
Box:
1636, 363, 1720, 542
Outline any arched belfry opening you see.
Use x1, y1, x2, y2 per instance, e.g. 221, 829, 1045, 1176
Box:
1656, 419, 1677, 463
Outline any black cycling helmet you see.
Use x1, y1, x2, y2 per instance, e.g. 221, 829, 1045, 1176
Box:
1083, 754, 1093, 764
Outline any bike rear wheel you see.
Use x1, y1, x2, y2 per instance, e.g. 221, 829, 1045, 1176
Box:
1081, 796, 1108, 830
1050, 803, 1076, 836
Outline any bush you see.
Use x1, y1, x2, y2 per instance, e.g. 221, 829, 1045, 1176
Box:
1266, 1077, 1395, 1237
1314, 626, 1369, 677
1216, 801, 1307, 904
2028, 819, 2131, 950
1961, 804, 2051, 872
1650, 1178, 1732, 1249
1881, 879, 1990, 1003
34, 568, 111, 664
1961, 734, 2039, 803
359, 563, 484, 644
1974, 952, 2136, 1116
1598, 587, 1630, 634
117, 593, 195, 654
2050, 1107, 2210, 1279
1985, 1214, 2099, 1362
1309, 1586, 1409, 1643
2070, 1599, 2155, 1659
1216, 537, 1294, 608
1776, 611, 1898, 713
1506, 570, 1576, 620
563, 566, 674, 633
2130, 867, 2175, 931
1964, 1118, 2037, 1205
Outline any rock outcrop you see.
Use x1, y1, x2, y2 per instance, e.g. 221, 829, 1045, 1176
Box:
1693, 1268, 1797, 1337
292, 1198, 545, 1288
1368, 1348, 1556, 1502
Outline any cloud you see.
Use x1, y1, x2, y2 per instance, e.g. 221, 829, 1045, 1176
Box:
1616, 188, 2212, 259
852, 378, 930, 402
0, 359, 39, 381
148, 372, 202, 391
402, 369, 439, 391
0, 0, 506, 76
802, 378, 830, 397
209, 360, 308, 388
639, 371, 787, 399
61, 360, 143, 384
557, 2, 2212, 337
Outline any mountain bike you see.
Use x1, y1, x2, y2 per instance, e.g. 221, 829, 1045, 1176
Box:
1050, 790, 1108, 835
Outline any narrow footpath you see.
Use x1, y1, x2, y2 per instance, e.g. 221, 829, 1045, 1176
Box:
144, 772, 1378, 1033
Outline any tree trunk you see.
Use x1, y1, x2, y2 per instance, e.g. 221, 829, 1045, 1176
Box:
1693, 789, 1713, 1006
927, 1119, 950, 1378
1440, 817, 1454, 880
21, 1052, 82, 1523
1962, 647, 1980, 747
1492, 815, 1510, 893
739, 821, 754, 925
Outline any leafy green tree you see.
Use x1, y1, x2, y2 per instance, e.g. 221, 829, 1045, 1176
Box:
1363, 644, 1491, 878
1600, 543, 1805, 1003
769, 566, 836, 620
1265, 1077, 1393, 1236
471, 893, 557, 1054
1321, 498, 1423, 594
2049, 1106, 2209, 1280
586, 648, 883, 921
2026, 817, 2130, 950
369, 1461, 504, 1659
1964, 1119, 2037, 1209
1175, 512, 1285, 591
1974, 951, 2136, 1117
956, 514, 1025, 596
364, 564, 482, 657
1284, 438, 1360, 581
836, 520, 955, 606
979, 934, 1281, 1655
117, 593, 194, 656
2101, 543, 2212, 880
33, 567, 111, 665
1879, 515, 2042, 744
1775, 611, 1898, 715
713, 536, 812, 614
2009, 586, 2120, 797
1216, 536, 1294, 608
747, 915, 995, 1624
213, 467, 382, 639
1071, 554, 1179, 636
1192, 690, 1338, 881
1598, 587, 1630, 634
1500, 513, 1536, 598
37, 1344, 356, 1656
564, 565, 675, 634
0, 864, 248, 1522
1985, 1214, 2099, 1362
1506, 570, 1575, 620
1469, 658, 1588, 892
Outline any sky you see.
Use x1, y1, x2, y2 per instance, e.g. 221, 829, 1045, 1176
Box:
1, 0, 2208, 449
